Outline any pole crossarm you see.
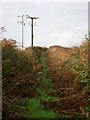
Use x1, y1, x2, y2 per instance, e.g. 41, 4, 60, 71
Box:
28, 16, 39, 19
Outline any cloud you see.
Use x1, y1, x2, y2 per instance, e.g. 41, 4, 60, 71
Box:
59, 30, 84, 47
61, 30, 76, 41
1, 2, 88, 48
34, 30, 84, 48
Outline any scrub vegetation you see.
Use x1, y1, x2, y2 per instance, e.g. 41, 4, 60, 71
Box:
1, 38, 90, 119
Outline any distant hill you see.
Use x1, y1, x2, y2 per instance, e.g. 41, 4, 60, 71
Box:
45, 45, 78, 66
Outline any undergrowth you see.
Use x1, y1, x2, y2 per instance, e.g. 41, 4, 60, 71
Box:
2, 39, 90, 119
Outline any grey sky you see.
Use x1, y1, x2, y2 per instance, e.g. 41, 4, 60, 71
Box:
1, 1, 88, 48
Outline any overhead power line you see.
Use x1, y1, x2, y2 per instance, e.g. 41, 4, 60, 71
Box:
17, 15, 39, 50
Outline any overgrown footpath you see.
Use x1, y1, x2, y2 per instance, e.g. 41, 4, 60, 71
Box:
2, 39, 58, 119
1, 39, 90, 119
25, 50, 59, 118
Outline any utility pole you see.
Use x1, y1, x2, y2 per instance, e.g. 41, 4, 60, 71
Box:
17, 15, 26, 50
27, 16, 39, 49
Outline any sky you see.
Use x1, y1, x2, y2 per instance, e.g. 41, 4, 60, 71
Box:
0, 1, 88, 48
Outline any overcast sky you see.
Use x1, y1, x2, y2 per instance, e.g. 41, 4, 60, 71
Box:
0, 1, 88, 48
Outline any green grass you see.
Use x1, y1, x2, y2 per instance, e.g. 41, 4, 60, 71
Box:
25, 98, 58, 118
29, 110, 58, 118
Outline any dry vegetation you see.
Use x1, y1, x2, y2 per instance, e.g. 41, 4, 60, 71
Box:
1, 38, 90, 119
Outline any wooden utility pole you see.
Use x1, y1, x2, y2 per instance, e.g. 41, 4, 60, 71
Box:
17, 15, 25, 50
27, 16, 39, 49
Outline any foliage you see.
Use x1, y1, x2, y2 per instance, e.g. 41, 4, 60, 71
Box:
36, 50, 58, 101
39, 51, 48, 74
7, 98, 58, 118
2, 38, 90, 119
64, 40, 90, 117
2, 39, 34, 90
25, 98, 58, 118
75, 113, 85, 120
2, 39, 33, 78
